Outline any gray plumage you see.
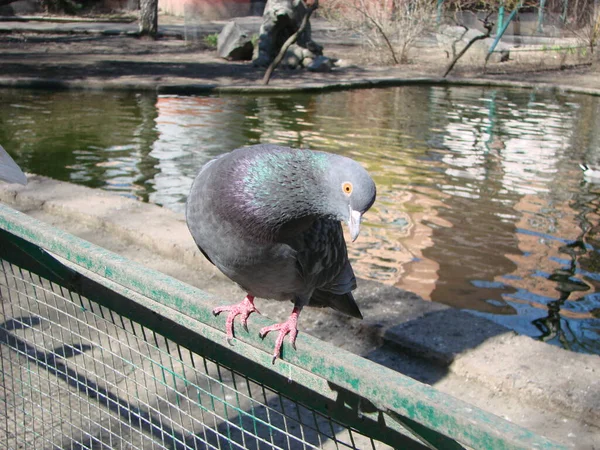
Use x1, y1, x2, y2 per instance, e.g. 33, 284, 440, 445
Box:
186, 144, 376, 357
0, 145, 26, 186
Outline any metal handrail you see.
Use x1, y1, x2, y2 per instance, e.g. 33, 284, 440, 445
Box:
0, 203, 566, 449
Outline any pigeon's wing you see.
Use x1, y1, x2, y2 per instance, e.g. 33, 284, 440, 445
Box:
291, 219, 348, 287
0, 145, 27, 185
289, 218, 363, 318
321, 258, 357, 295
186, 152, 231, 267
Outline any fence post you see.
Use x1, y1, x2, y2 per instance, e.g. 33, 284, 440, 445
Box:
560, 0, 568, 23
537, 0, 546, 33
497, 0, 505, 38
487, 2, 523, 62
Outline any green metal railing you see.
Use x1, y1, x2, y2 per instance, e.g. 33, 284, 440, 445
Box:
0, 204, 565, 449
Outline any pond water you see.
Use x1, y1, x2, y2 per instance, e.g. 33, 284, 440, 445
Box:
2, 86, 600, 355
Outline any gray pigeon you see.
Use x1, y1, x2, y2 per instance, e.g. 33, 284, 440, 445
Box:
0, 145, 27, 186
186, 144, 376, 362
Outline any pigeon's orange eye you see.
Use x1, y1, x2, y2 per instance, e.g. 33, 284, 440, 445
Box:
342, 182, 353, 195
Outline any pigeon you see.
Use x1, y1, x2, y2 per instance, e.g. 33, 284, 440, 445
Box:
186, 144, 376, 363
0, 145, 27, 186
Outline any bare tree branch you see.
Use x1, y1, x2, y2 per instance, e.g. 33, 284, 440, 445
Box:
443, 14, 494, 78
351, 0, 399, 64
321, 0, 435, 65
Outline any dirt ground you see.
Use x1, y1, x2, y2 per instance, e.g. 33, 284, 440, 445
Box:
0, 14, 599, 92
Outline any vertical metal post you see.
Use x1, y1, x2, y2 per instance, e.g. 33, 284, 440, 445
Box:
484, 90, 497, 154
487, 2, 522, 62
560, 0, 569, 23
497, 1, 505, 38
537, 0, 546, 33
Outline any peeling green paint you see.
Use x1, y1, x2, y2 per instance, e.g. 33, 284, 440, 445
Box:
0, 203, 567, 450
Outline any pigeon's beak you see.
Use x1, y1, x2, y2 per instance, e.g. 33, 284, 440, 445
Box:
348, 208, 362, 242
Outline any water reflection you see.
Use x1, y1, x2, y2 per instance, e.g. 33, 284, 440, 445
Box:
1, 86, 599, 354
0, 90, 160, 199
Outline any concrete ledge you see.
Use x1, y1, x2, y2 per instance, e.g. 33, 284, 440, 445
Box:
0, 15, 137, 23
1, 176, 599, 436
384, 308, 510, 365
0, 19, 183, 38
452, 333, 600, 427
385, 307, 600, 427
0, 175, 214, 274
1, 75, 599, 97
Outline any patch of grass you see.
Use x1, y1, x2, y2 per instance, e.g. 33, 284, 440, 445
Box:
203, 33, 219, 49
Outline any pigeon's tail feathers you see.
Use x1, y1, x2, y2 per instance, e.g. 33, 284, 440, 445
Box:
309, 289, 363, 319
0, 145, 27, 186
306, 257, 361, 317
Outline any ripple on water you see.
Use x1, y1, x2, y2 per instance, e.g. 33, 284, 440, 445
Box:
2, 86, 600, 354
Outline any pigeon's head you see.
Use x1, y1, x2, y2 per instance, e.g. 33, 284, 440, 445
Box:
226, 146, 376, 241
324, 155, 376, 242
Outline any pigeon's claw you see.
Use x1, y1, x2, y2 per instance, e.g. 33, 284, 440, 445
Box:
259, 307, 300, 364
212, 295, 257, 343
241, 304, 261, 331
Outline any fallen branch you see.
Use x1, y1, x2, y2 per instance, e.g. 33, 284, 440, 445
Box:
450, 22, 470, 60
262, 0, 318, 85
443, 14, 493, 78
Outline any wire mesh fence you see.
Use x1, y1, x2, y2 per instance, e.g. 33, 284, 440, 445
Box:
0, 204, 567, 450
0, 258, 385, 449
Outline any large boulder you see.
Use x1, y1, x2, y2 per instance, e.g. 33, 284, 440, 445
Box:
282, 44, 304, 69
437, 25, 512, 65
281, 43, 323, 69
252, 0, 322, 68
217, 21, 254, 61
0, 0, 39, 15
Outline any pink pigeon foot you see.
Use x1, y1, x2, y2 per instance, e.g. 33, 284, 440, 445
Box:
213, 295, 259, 344
259, 307, 300, 364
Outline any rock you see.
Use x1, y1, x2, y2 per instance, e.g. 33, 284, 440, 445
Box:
252, 0, 322, 68
437, 25, 482, 46
306, 40, 323, 56
436, 25, 511, 66
0, 0, 39, 15
217, 21, 254, 61
282, 44, 305, 69
302, 57, 314, 68
283, 52, 301, 69
333, 59, 353, 68
307, 55, 333, 72
301, 47, 317, 59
